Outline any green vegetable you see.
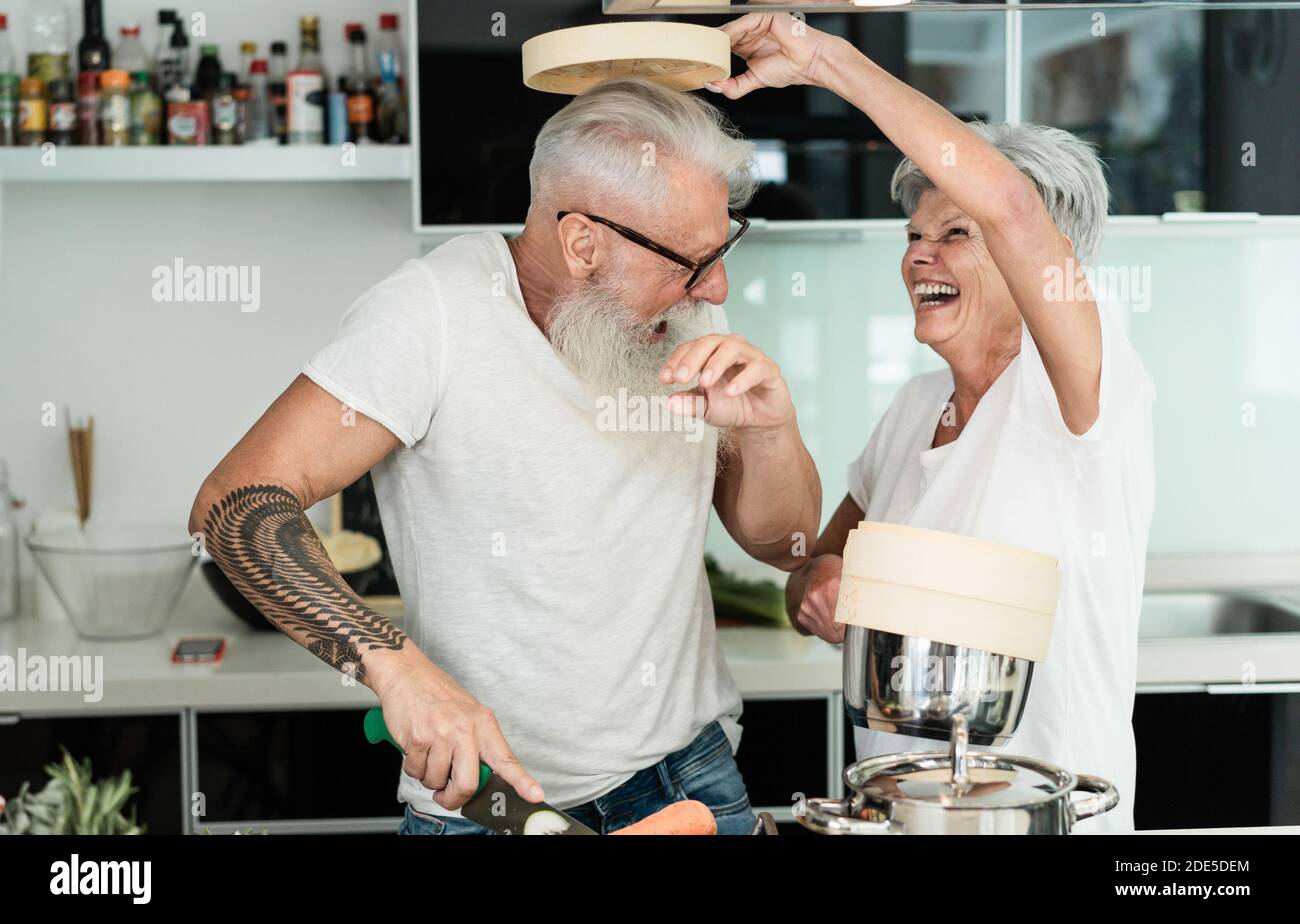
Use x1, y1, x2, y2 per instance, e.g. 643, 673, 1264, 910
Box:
705, 555, 789, 628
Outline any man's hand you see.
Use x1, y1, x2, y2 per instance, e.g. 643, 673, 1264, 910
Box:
793, 554, 846, 644
706, 12, 838, 100
659, 333, 794, 431
369, 648, 544, 811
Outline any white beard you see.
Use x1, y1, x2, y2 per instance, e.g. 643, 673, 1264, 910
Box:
546, 278, 731, 457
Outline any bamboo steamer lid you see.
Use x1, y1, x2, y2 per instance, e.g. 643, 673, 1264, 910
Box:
833, 522, 1062, 662
522, 23, 731, 95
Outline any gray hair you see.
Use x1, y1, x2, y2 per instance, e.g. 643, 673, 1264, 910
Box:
890, 122, 1109, 266
529, 78, 757, 215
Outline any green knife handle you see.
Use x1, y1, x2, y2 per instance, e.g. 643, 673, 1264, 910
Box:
363, 706, 492, 796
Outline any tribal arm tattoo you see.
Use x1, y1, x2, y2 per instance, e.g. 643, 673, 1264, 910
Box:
200, 484, 406, 684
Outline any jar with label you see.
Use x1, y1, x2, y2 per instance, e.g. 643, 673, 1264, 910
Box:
18, 77, 47, 146
128, 70, 160, 144
98, 69, 130, 145
165, 87, 208, 146
76, 71, 100, 145
211, 72, 239, 145
47, 78, 76, 145
0, 75, 19, 146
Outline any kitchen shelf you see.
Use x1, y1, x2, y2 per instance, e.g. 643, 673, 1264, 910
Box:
0, 144, 413, 183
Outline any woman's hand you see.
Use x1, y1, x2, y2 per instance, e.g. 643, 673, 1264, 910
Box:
706, 12, 839, 99
794, 553, 845, 643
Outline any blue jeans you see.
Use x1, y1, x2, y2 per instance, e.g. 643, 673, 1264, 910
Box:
397, 720, 755, 835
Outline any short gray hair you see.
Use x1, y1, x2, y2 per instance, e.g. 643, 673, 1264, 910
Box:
890, 122, 1109, 266
529, 78, 757, 215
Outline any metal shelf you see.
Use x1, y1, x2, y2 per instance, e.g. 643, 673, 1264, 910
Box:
0, 144, 413, 183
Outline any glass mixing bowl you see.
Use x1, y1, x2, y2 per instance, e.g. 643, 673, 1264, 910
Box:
28, 525, 197, 639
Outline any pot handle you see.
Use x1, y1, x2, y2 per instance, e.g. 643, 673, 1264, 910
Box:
794, 797, 896, 835
1070, 773, 1119, 824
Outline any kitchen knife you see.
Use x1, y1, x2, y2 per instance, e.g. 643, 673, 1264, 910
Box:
362, 707, 597, 835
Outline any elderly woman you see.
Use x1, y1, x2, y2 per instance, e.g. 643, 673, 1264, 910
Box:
712, 15, 1155, 831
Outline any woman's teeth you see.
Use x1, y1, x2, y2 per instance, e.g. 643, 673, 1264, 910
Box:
913, 282, 960, 307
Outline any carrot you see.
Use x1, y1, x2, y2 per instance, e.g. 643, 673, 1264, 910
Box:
610, 800, 717, 836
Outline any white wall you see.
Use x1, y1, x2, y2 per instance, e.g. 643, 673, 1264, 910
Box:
0, 180, 420, 563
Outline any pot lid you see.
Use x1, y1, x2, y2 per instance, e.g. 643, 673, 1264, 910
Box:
846, 715, 1075, 810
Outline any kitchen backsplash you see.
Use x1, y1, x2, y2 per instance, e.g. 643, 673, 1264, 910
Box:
707, 219, 1300, 569
1, 182, 1296, 579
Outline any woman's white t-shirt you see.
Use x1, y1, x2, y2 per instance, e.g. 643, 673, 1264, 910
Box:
846, 308, 1155, 832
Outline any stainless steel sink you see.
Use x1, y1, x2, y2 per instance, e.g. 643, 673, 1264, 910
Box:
1139, 592, 1300, 639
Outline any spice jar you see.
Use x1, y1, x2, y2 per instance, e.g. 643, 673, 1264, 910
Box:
98, 69, 131, 146
211, 72, 239, 145
18, 77, 47, 146
47, 78, 76, 146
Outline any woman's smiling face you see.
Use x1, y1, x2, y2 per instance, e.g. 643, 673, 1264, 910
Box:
901, 188, 1020, 353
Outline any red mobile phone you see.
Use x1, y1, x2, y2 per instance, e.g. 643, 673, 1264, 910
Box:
172, 637, 227, 664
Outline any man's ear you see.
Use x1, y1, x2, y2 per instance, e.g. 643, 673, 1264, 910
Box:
557, 213, 600, 281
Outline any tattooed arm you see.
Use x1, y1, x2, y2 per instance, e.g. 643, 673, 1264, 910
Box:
189, 375, 544, 808
198, 483, 406, 682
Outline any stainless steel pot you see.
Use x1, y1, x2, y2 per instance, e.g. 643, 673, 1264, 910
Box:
843, 626, 1034, 746
795, 715, 1118, 835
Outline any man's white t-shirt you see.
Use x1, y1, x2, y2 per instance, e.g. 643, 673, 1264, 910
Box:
303, 232, 743, 814
846, 308, 1155, 832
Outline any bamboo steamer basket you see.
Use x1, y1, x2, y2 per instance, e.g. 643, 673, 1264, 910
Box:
833, 522, 1062, 662
521, 23, 731, 95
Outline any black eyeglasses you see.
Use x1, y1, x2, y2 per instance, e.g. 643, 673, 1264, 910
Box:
557, 209, 750, 291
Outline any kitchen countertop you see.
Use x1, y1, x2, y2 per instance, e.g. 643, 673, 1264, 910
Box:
3, 580, 1300, 717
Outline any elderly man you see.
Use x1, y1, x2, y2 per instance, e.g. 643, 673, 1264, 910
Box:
189, 78, 820, 835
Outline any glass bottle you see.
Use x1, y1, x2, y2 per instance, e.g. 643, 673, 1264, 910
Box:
345, 25, 374, 144
193, 44, 222, 103
268, 40, 288, 145
0, 74, 18, 145
129, 69, 160, 144
373, 12, 406, 144
161, 18, 190, 94
0, 460, 20, 621
239, 41, 256, 83
113, 24, 150, 75
0, 12, 16, 76
155, 9, 177, 66
287, 16, 324, 145
26, 0, 72, 83
76, 70, 99, 145
78, 0, 111, 73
